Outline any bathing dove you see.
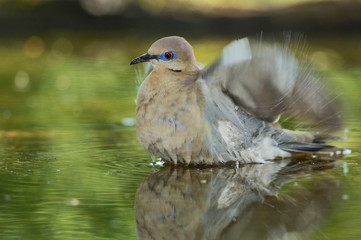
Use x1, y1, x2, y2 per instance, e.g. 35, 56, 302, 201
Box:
130, 36, 342, 165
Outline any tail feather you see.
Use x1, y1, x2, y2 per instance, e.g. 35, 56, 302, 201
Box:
279, 142, 335, 153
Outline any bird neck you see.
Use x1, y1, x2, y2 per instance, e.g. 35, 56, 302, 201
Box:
136, 68, 201, 117
148, 67, 199, 91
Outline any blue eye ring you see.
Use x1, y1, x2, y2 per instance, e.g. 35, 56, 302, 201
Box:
158, 50, 177, 61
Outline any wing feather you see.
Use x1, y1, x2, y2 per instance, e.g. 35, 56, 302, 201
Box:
200, 37, 342, 131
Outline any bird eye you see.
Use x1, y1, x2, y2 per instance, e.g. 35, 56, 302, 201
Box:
164, 51, 174, 60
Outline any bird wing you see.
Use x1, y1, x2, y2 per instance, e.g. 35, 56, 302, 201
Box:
200, 37, 342, 131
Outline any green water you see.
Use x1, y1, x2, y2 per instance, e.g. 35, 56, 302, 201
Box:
0, 33, 360, 239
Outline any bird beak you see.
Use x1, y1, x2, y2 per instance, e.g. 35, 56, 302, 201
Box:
130, 53, 158, 65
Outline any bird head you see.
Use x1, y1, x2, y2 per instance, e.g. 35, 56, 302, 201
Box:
130, 36, 198, 73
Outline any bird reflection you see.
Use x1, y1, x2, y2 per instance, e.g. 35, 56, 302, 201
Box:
135, 159, 339, 240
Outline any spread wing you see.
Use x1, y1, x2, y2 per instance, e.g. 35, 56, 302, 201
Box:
200, 37, 342, 131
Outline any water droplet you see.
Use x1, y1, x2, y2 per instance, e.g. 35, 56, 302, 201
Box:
14, 71, 29, 90
121, 118, 135, 127
66, 198, 80, 206
343, 162, 349, 174
343, 149, 352, 155
342, 194, 349, 200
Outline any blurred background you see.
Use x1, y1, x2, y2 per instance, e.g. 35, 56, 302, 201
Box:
0, 0, 360, 239
0, 0, 361, 35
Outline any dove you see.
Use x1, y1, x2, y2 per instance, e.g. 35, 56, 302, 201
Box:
130, 36, 342, 165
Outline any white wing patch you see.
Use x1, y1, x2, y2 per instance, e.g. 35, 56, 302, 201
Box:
221, 38, 252, 66
218, 120, 290, 163
257, 136, 291, 160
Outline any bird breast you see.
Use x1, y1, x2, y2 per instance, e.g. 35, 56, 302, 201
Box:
136, 78, 209, 162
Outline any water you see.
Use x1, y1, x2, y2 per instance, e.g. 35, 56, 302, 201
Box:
0, 33, 360, 239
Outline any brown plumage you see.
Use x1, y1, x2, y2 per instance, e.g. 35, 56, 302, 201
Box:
130, 36, 343, 165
